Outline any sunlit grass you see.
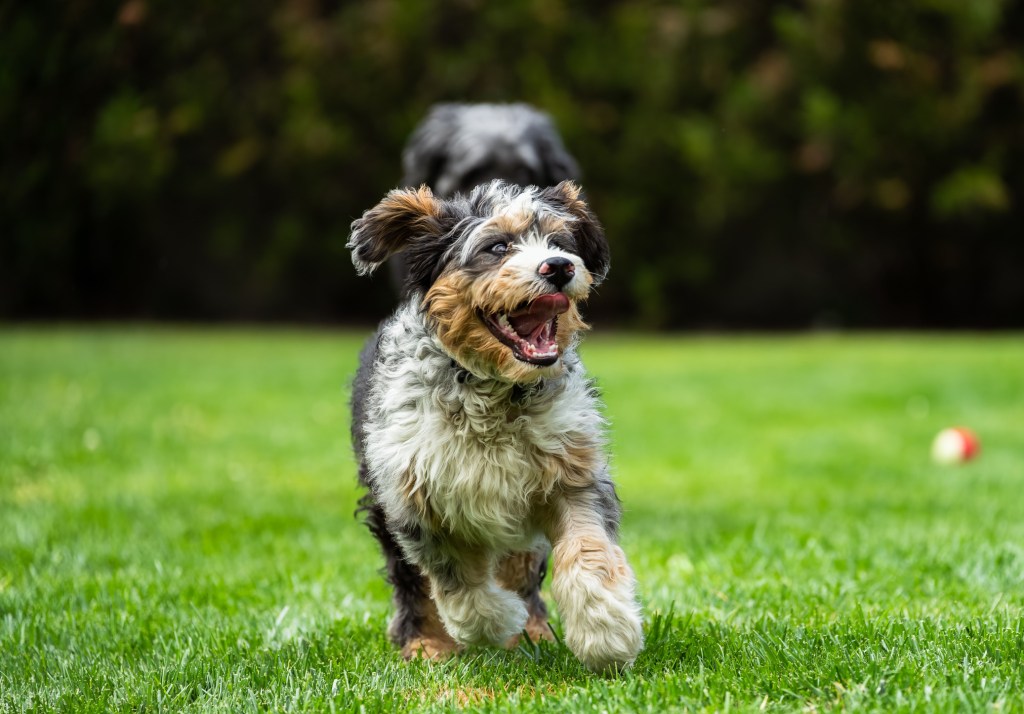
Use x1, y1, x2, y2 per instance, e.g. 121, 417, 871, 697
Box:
2, 328, 1023, 712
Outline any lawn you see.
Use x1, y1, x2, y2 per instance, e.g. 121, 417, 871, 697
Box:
2, 328, 1022, 712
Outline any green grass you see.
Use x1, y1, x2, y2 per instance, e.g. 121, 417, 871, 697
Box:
2, 328, 1023, 712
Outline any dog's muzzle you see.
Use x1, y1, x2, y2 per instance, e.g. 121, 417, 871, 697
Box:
480, 293, 570, 366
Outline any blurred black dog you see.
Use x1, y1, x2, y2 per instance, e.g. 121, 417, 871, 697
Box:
389, 103, 580, 291
401, 103, 580, 196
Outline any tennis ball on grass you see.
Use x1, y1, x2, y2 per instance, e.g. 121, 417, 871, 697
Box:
931, 426, 980, 464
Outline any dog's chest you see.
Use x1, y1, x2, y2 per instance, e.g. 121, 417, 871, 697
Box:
366, 347, 598, 545
415, 399, 555, 531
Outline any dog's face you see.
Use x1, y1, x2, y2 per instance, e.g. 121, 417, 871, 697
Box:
349, 181, 609, 383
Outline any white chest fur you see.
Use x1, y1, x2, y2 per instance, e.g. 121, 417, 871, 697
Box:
364, 305, 605, 548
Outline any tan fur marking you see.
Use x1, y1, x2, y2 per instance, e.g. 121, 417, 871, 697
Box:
537, 215, 569, 237
426, 268, 586, 382
388, 185, 441, 220
553, 534, 627, 588
525, 612, 556, 643
380, 187, 443, 249
505, 615, 556, 648
556, 180, 582, 201
494, 551, 536, 594
468, 269, 537, 315
352, 185, 445, 271
425, 271, 523, 380
403, 636, 462, 661
546, 438, 602, 488
400, 594, 463, 661
425, 263, 592, 382
408, 487, 440, 529
557, 304, 588, 351
489, 212, 534, 237
399, 461, 440, 528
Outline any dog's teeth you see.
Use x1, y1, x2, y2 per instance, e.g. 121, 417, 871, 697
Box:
486, 310, 561, 364
498, 315, 520, 340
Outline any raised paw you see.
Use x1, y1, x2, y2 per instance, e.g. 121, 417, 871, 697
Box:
551, 537, 644, 673
565, 586, 643, 673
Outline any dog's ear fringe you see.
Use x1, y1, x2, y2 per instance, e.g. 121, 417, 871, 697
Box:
350, 256, 381, 276
347, 186, 443, 277
542, 181, 611, 285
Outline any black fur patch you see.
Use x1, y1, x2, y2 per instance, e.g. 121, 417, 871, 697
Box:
539, 182, 610, 285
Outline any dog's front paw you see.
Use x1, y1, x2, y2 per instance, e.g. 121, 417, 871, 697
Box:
564, 585, 643, 673
436, 583, 529, 646
552, 541, 644, 673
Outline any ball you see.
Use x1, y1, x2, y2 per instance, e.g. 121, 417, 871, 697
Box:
931, 427, 980, 464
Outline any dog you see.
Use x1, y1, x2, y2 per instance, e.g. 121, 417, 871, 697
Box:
400, 103, 580, 197
389, 103, 580, 293
348, 179, 643, 673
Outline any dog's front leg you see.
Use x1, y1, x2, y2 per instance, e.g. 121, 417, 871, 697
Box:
545, 481, 644, 673
404, 538, 529, 647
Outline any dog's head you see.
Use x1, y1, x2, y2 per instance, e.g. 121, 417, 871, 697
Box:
401, 103, 580, 197
349, 180, 609, 383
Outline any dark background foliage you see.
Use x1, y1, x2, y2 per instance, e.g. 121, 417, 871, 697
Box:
3, 0, 1022, 327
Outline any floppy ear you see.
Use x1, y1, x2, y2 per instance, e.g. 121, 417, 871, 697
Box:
542, 181, 610, 285
347, 186, 446, 277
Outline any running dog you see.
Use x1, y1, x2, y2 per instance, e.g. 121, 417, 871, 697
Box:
349, 179, 642, 673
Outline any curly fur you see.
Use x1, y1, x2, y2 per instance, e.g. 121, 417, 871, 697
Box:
349, 180, 642, 673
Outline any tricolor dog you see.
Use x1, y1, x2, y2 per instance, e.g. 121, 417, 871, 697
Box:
348, 180, 643, 673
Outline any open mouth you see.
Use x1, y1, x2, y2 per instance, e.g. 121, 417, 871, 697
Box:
480, 293, 570, 366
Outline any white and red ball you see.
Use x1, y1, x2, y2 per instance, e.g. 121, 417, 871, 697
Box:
931, 427, 980, 464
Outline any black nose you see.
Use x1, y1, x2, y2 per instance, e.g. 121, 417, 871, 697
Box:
538, 257, 575, 289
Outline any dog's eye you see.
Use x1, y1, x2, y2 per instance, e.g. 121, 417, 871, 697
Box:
489, 242, 509, 256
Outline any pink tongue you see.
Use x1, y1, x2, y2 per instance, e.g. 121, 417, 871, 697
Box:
508, 294, 570, 337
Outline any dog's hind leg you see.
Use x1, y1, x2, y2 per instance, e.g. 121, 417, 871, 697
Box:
406, 544, 529, 647
359, 493, 461, 660
496, 548, 555, 646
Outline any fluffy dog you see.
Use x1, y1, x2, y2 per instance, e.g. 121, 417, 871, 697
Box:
390, 103, 580, 292
349, 180, 643, 673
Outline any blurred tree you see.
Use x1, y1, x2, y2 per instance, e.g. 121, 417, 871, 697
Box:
2, 0, 1022, 327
